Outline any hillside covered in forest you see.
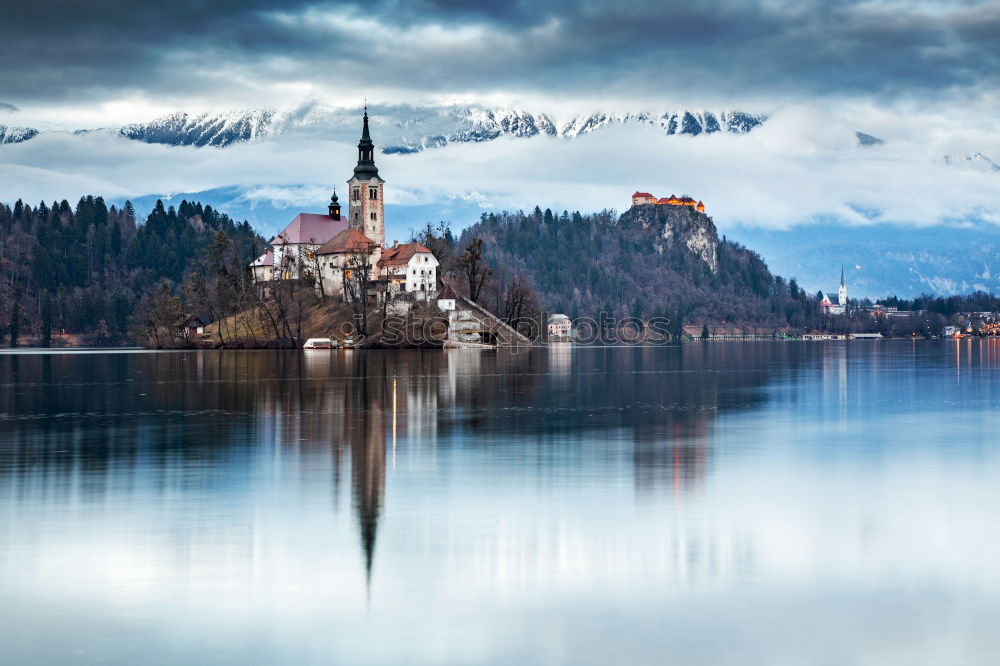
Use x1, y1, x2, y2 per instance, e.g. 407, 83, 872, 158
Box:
0, 197, 261, 345
455, 204, 823, 330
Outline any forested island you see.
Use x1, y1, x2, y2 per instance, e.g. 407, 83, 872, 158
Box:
1, 196, 997, 348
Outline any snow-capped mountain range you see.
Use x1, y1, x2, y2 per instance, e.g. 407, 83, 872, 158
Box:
3, 104, 768, 151
942, 152, 1000, 173
0, 125, 39, 144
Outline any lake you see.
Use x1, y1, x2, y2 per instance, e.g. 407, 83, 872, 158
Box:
1, 342, 999, 665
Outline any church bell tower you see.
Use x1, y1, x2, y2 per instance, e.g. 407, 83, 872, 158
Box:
347, 107, 385, 250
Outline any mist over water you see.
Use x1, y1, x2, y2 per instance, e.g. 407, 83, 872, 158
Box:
1, 343, 999, 664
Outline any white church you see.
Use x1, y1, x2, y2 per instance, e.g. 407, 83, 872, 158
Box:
819, 268, 848, 315
250, 109, 439, 299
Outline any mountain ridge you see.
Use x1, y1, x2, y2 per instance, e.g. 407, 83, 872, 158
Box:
0, 124, 39, 144
8, 104, 768, 150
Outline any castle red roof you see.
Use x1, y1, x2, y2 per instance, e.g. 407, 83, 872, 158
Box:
632, 191, 654, 198
270, 213, 347, 246
316, 229, 377, 255
379, 242, 433, 267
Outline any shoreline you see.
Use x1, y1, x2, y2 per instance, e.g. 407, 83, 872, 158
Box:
0, 336, 992, 354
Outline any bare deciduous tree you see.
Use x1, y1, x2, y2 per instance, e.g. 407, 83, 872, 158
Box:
459, 237, 491, 303
341, 245, 375, 337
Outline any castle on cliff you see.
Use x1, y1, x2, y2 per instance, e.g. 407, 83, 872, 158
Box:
632, 191, 705, 213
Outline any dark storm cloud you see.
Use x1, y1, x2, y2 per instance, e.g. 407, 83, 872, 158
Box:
3, 0, 999, 106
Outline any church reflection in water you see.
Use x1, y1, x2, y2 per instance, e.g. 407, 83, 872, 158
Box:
0, 344, 796, 585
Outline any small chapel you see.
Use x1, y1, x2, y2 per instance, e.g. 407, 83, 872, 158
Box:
250, 109, 439, 299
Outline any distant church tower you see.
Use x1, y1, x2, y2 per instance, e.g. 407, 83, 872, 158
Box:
838, 266, 847, 306
347, 107, 385, 251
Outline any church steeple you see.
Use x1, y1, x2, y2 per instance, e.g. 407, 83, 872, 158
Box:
328, 188, 341, 220
347, 106, 385, 252
838, 265, 848, 308
353, 106, 380, 180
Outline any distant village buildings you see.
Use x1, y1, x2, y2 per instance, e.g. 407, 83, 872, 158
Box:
631, 191, 705, 213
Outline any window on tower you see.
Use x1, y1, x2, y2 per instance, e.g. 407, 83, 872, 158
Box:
352, 188, 360, 201
369, 187, 378, 200
370, 212, 376, 221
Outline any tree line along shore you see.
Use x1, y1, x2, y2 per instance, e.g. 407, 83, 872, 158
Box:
2, 197, 998, 349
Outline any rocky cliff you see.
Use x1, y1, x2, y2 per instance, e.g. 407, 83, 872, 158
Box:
462, 205, 775, 322
622, 204, 720, 273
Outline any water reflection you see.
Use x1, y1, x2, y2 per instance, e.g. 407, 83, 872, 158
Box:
2, 343, 1000, 664
0, 346, 789, 587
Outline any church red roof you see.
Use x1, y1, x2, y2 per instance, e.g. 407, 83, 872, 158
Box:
438, 284, 458, 300
379, 242, 433, 267
316, 229, 377, 255
270, 213, 347, 246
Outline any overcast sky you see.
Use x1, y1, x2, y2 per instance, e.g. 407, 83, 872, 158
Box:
3, 0, 1000, 121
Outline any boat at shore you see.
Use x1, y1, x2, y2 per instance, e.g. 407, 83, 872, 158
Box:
303, 337, 361, 350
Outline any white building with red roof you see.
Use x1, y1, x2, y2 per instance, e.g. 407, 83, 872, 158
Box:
315, 229, 379, 295
378, 240, 439, 295
632, 191, 655, 206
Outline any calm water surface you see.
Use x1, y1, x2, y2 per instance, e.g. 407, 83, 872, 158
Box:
1, 342, 999, 665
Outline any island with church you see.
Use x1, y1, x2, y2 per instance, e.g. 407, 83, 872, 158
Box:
229, 108, 530, 348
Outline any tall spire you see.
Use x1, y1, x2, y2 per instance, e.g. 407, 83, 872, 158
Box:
840, 265, 845, 286
354, 105, 379, 180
